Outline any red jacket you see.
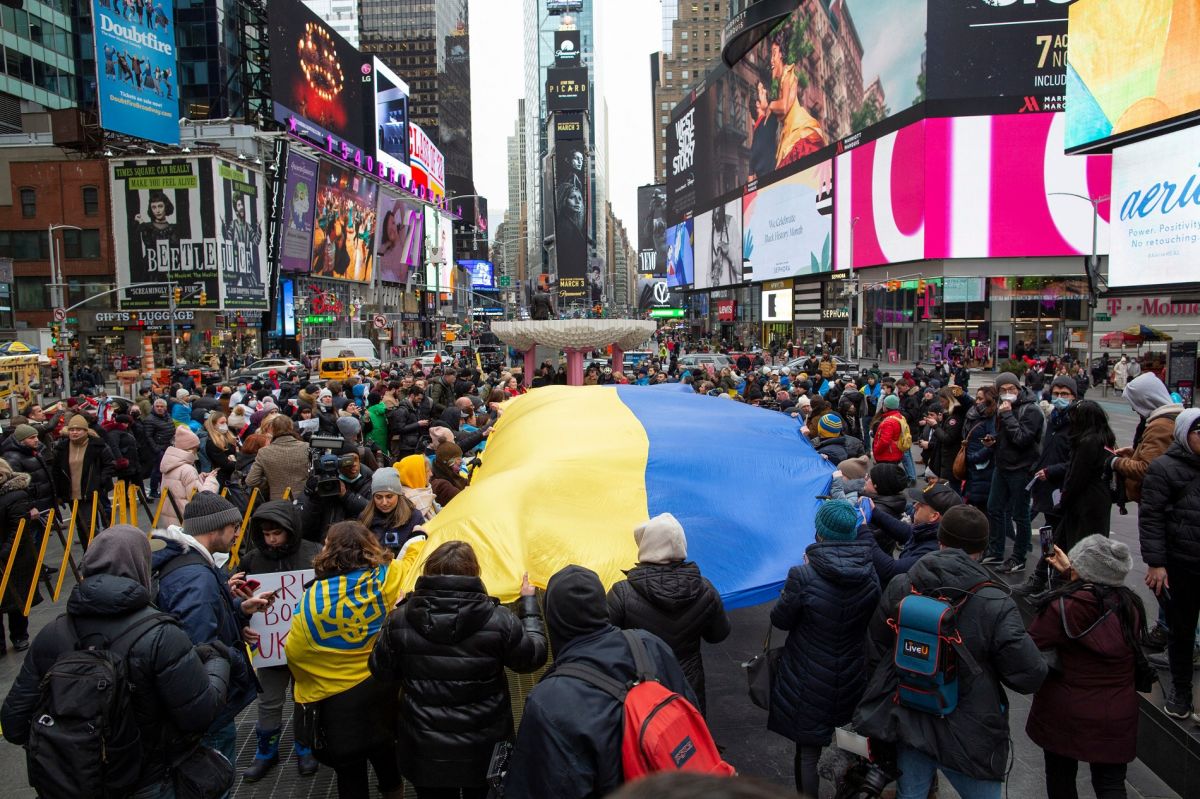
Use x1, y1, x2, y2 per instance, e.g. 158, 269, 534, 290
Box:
1025, 589, 1140, 764
872, 411, 904, 463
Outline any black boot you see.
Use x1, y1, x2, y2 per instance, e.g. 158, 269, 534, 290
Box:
241, 727, 280, 782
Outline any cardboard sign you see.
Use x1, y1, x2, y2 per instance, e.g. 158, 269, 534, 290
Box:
247, 568, 314, 667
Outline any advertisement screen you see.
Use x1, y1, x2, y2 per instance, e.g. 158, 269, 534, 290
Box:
666, 0, 926, 220
554, 145, 589, 299
409, 122, 446, 196
693, 197, 744, 290
637, 184, 668, 275
424, 210, 454, 293
743, 161, 832, 281
462, 260, 496, 290
92, 0, 179, 145
637, 276, 670, 311
374, 57, 411, 179
281, 277, 296, 336
762, 286, 793, 323
375, 195, 424, 285
1110, 125, 1200, 288
546, 67, 590, 113
554, 30, 581, 67
268, 0, 368, 152
927, 0, 1074, 113
1066, 0, 1200, 152
111, 158, 220, 309
311, 160, 378, 282
214, 159, 268, 309
664, 219, 693, 289
835, 113, 1113, 269
280, 153, 319, 273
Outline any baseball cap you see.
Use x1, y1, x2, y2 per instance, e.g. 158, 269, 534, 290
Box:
905, 482, 964, 514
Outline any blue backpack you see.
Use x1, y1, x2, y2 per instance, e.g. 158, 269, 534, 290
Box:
891, 582, 993, 716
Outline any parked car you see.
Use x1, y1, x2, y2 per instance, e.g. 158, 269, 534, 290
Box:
677, 353, 734, 376
783, 355, 861, 379
230, 358, 309, 383
409, 350, 454, 370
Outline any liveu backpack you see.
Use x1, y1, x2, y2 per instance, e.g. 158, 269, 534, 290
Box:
889, 583, 992, 716
26, 610, 174, 799
551, 629, 735, 781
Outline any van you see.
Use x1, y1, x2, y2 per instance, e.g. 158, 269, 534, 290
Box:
319, 338, 379, 365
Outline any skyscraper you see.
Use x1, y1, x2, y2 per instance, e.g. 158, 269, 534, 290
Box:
300, 0, 359, 47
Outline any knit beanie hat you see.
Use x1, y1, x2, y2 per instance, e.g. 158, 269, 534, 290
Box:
869, 463, 907, 496
12, 423, 37, 442
317, 388, 333, 402
634, 512, 687, 564
937, 505, 990, 554
837, 455, 870, 481
336, 416, 361, 439
371, 467, 403, 496
1050, 375, 1078, 395
814, 499, 860, 541
1068, 534, 1132, 586
67, 414, 91, 430
883, 394, 900, 410
994, 372, 1021, 390
182, 491, 243, 537
173, 425, 200, 450
816, 413, 844, 439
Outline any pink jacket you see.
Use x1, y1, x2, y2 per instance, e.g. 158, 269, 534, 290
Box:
157, 445, 219, 528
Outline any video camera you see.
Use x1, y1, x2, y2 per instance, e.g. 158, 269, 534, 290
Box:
309, 434, 355, 498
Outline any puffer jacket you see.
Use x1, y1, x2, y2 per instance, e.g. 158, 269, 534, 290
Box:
0, 435, 56, 510
368, 574, 547, 788
1031, 408, 1071, 515
768, 540, 880, 745
962, 407, 996, 504
872, 411, 906, 463
239, 500, 320, 575
993, 386, 1044, 473
1139, 439, 1200, 571
854, 548, 1047, 781
157, 446, 218, 528
0, 574, 230, 790
387, 398, 431, 457
0, 471, 36, 614
606, 561, 730, 714
143, 410, 176, 454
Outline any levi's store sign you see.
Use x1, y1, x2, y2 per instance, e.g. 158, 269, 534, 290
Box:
717, 300, 736, 321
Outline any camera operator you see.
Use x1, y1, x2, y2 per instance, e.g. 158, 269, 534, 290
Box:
299, 435, 369, 543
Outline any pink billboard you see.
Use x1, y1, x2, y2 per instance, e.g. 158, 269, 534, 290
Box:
835, 113, 1113, 269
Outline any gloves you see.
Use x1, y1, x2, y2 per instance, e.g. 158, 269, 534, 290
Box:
114, 458, 130, 471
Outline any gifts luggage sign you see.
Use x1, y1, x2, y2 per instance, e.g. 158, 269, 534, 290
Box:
247, 569, 314, 667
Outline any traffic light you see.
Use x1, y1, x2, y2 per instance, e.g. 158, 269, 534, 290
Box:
49, 324, 58, 347
173, 286, 182, 305
199, 288, 207, 306
917, 279, 926, 293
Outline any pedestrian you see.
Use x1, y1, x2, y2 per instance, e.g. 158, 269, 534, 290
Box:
983, 372, 1044, 574
1018, 375, 1077, 595
871, 394, 908, 468
237, 500, 321, 781
770, 500, 880, 797
1053, 400, 1116, 555
1113, 355, 1129, 392
203, 412, 239, 489
503, 565, 698, 798
358, 466, 423, 555
51, 414, 115, 543
246, 415, 311, 501
1027, 535, 1147, 799
607, 513, 730, 715
431, 442, 467, 506
286, 521, 404, 799
1112, 373, 1183, 504
961, 386, 997, 514
1139, 408, 1200, 719
854, 504, 1047, 798
143, 398, 176, 497
925, 386, 968, 482
369, 541, 548, 798
858, 482, 963, 587
0, 459, 39, 651
859, 463, 908, 552
157, 426, 219, 528
1, 423, 57, 514
1, 524, 234, 799
396, 453, 439, 522
100, 413, 141, 485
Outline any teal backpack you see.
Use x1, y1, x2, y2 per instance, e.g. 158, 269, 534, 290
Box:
891, 582, 994, 716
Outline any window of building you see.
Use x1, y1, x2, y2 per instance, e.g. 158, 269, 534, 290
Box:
661, 115, 668, 124
15, 277, 48, 310
62, 229, 100, 259
681, 45, 689, 53
0, 230, 49, 260
681, 31, 688, 39
665, 71, 673, 80
682, 70, 689, 79
19, 188, 35, 218
82, 186, 99, 215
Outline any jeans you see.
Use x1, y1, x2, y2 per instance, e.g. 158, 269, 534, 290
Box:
794, 743, 821, 797
987, 469, 1033, 562
896, 745, 1001, 799
201, 722, 237, 799
1165, 565, 1200, 694
1043, 750, 1127, 799
901, 450, 916, 481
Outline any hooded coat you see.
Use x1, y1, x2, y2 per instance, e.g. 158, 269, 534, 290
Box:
0, 469, 37, 614
51, 432, 115, 503
854, 548, 1047, 781
1113, 373, 1183, 503
768, 540, 880, 745
1139, 409, 1200, 571
1, 526, 231, 791
962, 405, 997, 505
157, 445, 219, 528
368, 575, 547, 787
1031, 408, 1071, 515
0, 435, 55, 510
239, 500, 320, 575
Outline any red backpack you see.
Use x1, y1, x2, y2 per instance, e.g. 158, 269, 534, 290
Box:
551, 629, 736, 781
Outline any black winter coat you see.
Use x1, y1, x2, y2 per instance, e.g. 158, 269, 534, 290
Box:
0, 575, 230, 790
239, 500, 321, 575
813, 435, 852, 465
1055, 432, 1113, 551
387, 399, 430, 456
768, 541, 881, 745
1, 435, 57, 510
51, 435, 115, 502
994, 387, 1044, 473
1031, 409, 1071, 515
368, 575, 547, 788
128, 419, 157, 480
142, 411, 176, 454
963, 408, 997, 504
606, 561, 730, 713
299, 484, 369, 542
0, 473, 36, 614
1139, 442, 1200, 571
928, 403, 968, 480
854, 548, 1047, 781
101, 424, 141, 482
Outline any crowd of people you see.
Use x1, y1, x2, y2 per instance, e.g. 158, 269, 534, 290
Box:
0, 339, 1193, 799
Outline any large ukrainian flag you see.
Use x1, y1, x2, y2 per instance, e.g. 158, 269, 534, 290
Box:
402, 385, 834, 609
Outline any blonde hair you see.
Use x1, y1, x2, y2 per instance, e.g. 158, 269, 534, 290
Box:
204, 412, 238, 450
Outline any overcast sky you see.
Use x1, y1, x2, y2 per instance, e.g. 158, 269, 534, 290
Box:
470, 0, 663, 243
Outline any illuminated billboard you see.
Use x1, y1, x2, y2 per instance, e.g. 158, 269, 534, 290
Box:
375, 195, 424, 285
373, 57, 411, 180
461, 260, 496, 290
693, 197, 743, 290
311, 159, 378, 282
554, 145, 589, 299
92, 0, 179, 145
664, 219, 693, 289
409, 122, 446, 197
279, 153, 319, 274
1066, 0, 1200, 152
743, 161, 832, 281
424, 209, 454, 293
546, 67, 590, 113
636, 184, 668, 276
554, 30, 581, 67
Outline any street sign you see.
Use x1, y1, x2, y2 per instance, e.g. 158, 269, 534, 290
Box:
1094, 312, 1111, 322
499, 275, 512, 288
52, 307, 66, 322
649, 308, 685, 318
372, 313, 388, 330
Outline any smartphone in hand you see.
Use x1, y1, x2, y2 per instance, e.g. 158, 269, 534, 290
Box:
1038, 525, 1054, 558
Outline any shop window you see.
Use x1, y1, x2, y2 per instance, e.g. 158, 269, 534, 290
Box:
19, 187, 35, 218
82, 186, 99, 215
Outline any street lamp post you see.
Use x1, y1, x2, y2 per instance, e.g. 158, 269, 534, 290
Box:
48, 223, 81, 397
1048, 192, 1108, 370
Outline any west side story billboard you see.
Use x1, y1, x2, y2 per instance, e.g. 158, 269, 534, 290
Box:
92, 0, 180, 145
111, 158, 268, 310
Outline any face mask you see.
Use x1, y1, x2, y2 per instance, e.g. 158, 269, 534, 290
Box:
217, 423, 229, 432
975, 401, 988, 412
1000, 393, 1018, 403
1051, 397, 1071, 410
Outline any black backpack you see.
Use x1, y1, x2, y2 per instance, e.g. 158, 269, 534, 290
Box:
26, 609, 174, 799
